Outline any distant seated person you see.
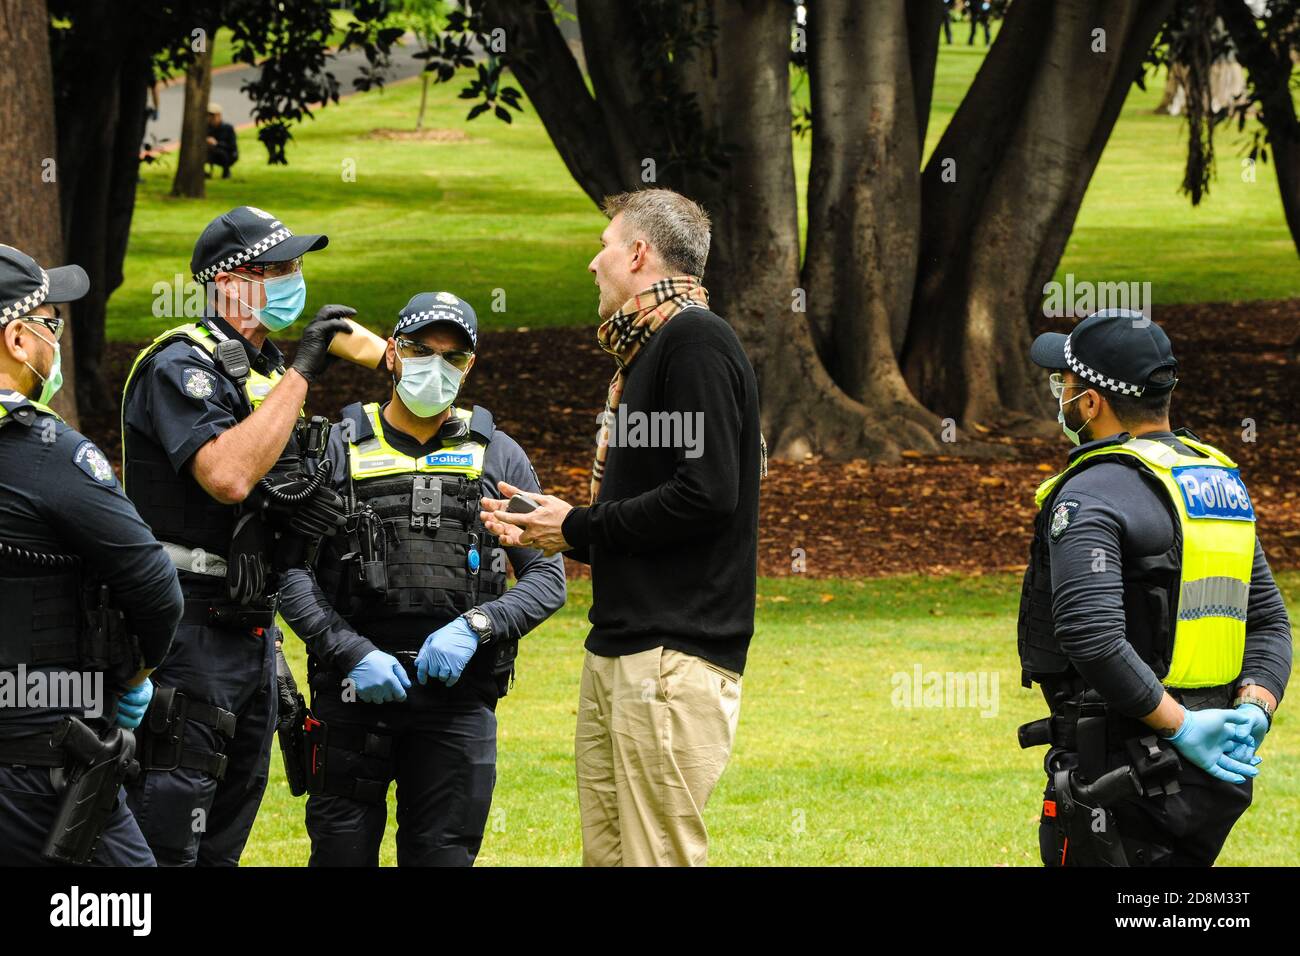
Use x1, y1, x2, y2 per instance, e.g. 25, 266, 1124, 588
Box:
205, 103, 238, 179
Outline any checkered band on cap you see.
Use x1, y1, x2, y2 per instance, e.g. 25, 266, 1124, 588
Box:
396, 308, 476, 345
193, 227, 294, 282
1063, 338, 1144, 396
0, 269, 49, 322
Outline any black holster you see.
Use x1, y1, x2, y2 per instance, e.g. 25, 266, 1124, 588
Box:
1020, 687, 1181, 867
42, 717, 139, 865
138, 684, 237, 781
303, 713, 394, 806
278, 692, 309, 797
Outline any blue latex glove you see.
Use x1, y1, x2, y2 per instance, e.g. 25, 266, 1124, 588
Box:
347, 649, 411, 704
1167, 706, 1258, 784
115, 679, 154, 730
416, 617, 480, 687
1227, 701, 1271, 763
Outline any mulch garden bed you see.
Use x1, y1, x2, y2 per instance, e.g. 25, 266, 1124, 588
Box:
82, 299, 1300, 579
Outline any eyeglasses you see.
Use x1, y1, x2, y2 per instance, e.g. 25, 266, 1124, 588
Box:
235, 257, 302, 280
5, 308, 65, 342
395, 336, 474, 370
1048, 372, 1090, 400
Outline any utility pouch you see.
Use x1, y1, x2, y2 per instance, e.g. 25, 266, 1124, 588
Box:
141, 685, 185, 771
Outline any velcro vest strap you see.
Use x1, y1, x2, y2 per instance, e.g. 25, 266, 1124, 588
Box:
468, 405, 495, 444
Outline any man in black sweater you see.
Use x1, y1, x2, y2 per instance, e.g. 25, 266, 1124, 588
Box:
481, 188, 762, 866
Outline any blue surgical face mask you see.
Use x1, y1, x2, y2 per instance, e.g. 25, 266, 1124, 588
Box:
239, 271, 306, 331
24, 328, 62, 406
1058, 390, 1095, 446
395, 353, 464, 418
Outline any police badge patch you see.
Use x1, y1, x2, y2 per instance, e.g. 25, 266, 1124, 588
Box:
1049, 499, 1080, 541
183, 368, 216, 400
73, 440, 116, 485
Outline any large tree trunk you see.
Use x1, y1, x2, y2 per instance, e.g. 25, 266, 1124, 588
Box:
53, 3, 151, 410
172, 29, 215, 198
1218, 0, 1300, 259
0, 0, 76, 425
487, 0, 1170, 460
797, 0, 941, 454
905, 0, 1174, 431
482, 0, 626, 204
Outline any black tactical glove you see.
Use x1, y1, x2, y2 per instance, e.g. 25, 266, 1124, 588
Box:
291, 306, 356, 384
274, 644, 302, 725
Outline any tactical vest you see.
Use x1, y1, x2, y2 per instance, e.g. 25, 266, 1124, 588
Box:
0, 393, 132, 674
316, 402, 508, 653
1018, 431, 1256, 693
121, 320, 287, 555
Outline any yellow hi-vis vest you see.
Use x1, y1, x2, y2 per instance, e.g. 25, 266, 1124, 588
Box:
1035, 434, 1256, 688
120, 320, 292, 489
346, 403, 487, 480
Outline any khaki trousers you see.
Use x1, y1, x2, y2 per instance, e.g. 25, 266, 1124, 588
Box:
575, 646, 742, 866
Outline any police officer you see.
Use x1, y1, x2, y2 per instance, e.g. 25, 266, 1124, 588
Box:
0, 245, 183, 865
1018, 308, 1292, 866
120, 206, 352, 865
279, 292, 566, 866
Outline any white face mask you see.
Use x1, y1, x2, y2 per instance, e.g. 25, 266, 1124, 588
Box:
1057, 389, 1096, 446
395, 353, 464, 418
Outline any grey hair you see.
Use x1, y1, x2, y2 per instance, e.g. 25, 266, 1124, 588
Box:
601, 189, 711, 278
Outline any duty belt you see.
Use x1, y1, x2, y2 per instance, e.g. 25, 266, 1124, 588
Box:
0, 730, 68, 767
161, 541, 228, 578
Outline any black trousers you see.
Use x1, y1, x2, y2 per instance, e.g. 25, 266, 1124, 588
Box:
305, 671, 497, 867
1109, 758, 1253, 866
207, 145, 236, 171
125, 620, 276, 866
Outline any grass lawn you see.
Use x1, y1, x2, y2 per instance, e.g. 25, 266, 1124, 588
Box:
242, 571, 1300, 866
114, 37, 1297, 344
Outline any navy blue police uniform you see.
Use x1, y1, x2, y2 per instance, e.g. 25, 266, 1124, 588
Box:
278, 294, 566, 866
119, 207, 330, 865
0, 247, 183, 866
1018, 311, 1291, 866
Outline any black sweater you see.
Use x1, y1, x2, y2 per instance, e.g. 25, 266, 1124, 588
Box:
561, 307, 761, 675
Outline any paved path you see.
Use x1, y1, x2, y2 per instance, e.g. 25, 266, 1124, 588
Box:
145, 34, 429, 149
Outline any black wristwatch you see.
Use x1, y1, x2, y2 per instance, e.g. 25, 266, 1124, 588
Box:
463, 607, 493, 645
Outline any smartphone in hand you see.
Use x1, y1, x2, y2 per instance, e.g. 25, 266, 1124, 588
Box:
506, 493, 541, 514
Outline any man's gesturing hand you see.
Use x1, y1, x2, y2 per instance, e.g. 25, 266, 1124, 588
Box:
481, 480, 573, 556
291, 305, 355, 384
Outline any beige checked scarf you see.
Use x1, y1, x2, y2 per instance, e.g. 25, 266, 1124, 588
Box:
590, 276, 710, 503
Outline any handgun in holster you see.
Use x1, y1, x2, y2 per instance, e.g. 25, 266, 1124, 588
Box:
42, 717, 139, 865
277, 693, 310, 797
1020, 689, 1181, 867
